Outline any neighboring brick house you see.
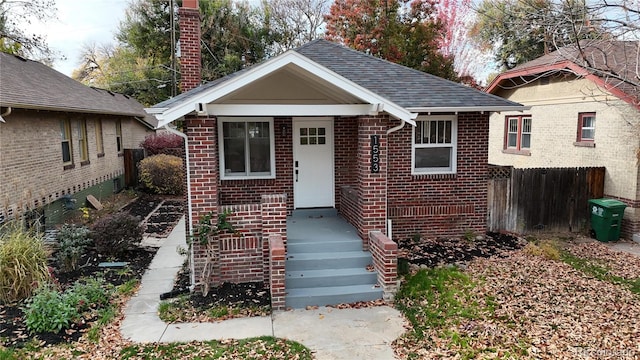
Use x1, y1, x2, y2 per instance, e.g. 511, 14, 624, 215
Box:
486, 41, 640, 240
149, 0, 524, 308
0, 52, 157, 227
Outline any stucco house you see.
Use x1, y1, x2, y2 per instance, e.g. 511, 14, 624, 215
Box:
486, 41, 640, 240
0, 52, 157, 227
149, 0, 525, 308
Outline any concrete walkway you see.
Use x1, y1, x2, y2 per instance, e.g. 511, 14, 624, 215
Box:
120, 216, 406, 360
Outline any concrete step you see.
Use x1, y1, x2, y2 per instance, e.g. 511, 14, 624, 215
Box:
286, 251, 373, 271
285, 284, 383, 308
287, 240, 363, 253
286, 268, 378, 288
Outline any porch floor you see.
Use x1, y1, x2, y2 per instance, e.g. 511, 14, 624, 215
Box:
287, 208, 360, 243
285, 208, 382, 308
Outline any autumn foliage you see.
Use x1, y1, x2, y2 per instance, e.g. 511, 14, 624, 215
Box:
325, 0, 457, 80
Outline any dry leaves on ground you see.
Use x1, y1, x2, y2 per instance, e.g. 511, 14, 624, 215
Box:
394, 241, 640, 359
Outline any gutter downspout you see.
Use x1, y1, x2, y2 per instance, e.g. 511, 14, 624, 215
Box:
163, 124, 195, 290
384, 119, 406, 241
0, 107, 11, 123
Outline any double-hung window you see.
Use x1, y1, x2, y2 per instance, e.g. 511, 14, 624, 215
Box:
219, 117, 275, 179
95, 119, 104, 156
60, 119, 73, 166
78, 119, 89, 164
412, 115, 457, 174
577, 112, 595, 142
505, 115, 531, 151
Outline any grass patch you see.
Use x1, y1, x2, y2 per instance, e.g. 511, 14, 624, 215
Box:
119, 336, 312, 359
116, 278, 138, 296
561, 251, 640, 295
158, 295, 270, 323
86, 305, 118, 343
395, 267, 529, 359
396, 266, 479, 338
158, 295, 190, 323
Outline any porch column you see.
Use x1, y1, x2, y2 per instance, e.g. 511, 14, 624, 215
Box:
185, 116, 219, 289
356, 116, 388, 249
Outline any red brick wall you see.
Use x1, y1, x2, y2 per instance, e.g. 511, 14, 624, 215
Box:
334, 116, 358, 210
369, 231, 398, 300
269, 234, 286, 310
178, 3, 201, 92
387, 112, 489, 241
196, 195, 287, 289
184, 116, 219, 228
354, 116, 389, 246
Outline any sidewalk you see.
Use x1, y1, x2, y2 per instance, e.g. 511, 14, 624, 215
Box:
120, 216, 406, 360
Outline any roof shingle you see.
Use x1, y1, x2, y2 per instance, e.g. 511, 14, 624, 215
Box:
153, 39, 522, 111
0, 52, 157, 128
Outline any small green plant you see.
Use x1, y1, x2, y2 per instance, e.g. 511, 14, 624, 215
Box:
56, 224, 92, 272
0, 221, 50, 303
90, 212, 143, 257
138, 154, 184, 195
23, 284, 79, 334
78, 206, 92, 224
68, 277, 112, 311
410, 232, 421, 244
463, 229, 476, 242
24, 277, 113, 334
193, 210, 239, 245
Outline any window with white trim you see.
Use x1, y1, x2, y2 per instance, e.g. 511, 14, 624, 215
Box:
219, 117, 275, 179
578, 112, 595, 142
505, 115, 531, 150
412, 115, 457, 174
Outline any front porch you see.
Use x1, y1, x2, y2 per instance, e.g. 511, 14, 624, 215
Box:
196, 195, 397, 310
285, 208, 381, 308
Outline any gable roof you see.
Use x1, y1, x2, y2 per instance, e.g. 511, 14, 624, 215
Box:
486, 41, 640, 109
149, 40, 525, 128
0, 52, 157, 128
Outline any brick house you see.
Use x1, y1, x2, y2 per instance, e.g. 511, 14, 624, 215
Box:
486, 41, 640, 240
148, 0, 525, 308
0, 52, 156, 227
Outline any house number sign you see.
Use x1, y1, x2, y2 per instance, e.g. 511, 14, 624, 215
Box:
371, 135, 380, 173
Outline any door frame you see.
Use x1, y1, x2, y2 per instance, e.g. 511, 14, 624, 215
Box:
292, 117, 335, 209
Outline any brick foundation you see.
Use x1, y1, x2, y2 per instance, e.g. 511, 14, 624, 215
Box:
269, 234, 286, 310
369, 231, 398, 301
194, 194, 288, 291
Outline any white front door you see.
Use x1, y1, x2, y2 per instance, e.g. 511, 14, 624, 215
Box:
293, 118, 334, 208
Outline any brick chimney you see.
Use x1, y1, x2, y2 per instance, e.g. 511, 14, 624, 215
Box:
178, 0, 201, 92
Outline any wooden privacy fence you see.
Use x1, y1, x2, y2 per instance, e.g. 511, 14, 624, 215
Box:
487, 166, 605, 234
124, 149, 145, 188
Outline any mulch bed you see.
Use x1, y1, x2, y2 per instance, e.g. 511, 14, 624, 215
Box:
0, 194, 177, 349
397, 232, 526, 268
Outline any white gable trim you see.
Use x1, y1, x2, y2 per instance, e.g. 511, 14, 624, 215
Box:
150, 50, 417, 128
206, 104, 382, 117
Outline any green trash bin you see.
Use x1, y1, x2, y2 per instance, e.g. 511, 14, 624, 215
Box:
588, 198, 627, 242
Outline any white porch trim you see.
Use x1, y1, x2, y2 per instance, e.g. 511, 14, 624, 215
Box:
206, 104, 384, 117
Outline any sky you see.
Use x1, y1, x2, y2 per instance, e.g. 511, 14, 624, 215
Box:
34, 0, 130, 76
